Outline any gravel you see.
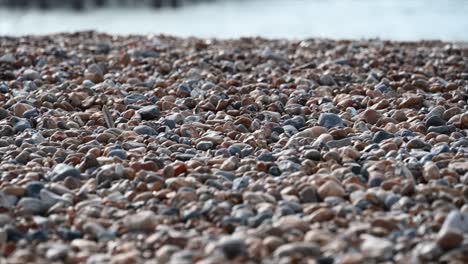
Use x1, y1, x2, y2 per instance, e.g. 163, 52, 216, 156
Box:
0, 32, 467, 263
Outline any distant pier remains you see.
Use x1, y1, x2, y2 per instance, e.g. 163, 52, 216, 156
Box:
0, 0, 215, 10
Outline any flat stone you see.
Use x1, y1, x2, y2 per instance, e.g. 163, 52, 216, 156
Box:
134, 125, 157, 136
326, 138, 352, 148
124, 210, 158, 232
216, 237, 247, 259
48, 164, 81, 182
137, 105, 161, 120
274, 242, 321, 258
299, 186, 319, 203
449, 162, 468, 175
46, 244, 70, 260
318, 113, 344, 129
360, 109, 381, 124
17, 197, 45, 214
196, 141, 213, 151
318, 181, 345, 198
436, 211, 468, 250
426, 115, 446, 127
361, 235, 394, 259
13, 119, 31, 133
0, 54, 16, 64
23, 69, 40, 80
373, 131, 394, 143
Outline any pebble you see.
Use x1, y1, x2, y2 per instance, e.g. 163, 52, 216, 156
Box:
23, 69, 40, 80
274, 242, 321, 258
124, 211, 158, 232
318, 181, 346, 198
196, 141, 213, 151
137, 105, 161, 120
0, 108, 9, 120
361, 235, 394, 259
215, 237, 247, 259
436, 211, 468, 250
133, 125, 157, 135
360, 109, 381, 124
48, 164, 81, 182
318, 113, 344, 129
426, 115, 446, 127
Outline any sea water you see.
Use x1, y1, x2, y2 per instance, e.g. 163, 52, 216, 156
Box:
0, 0, 467, 41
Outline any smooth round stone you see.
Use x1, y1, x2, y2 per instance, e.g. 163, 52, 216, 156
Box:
327, 138, 352, 148
177, 84, 192, 97
420, 154, 434, 164
15, 150, 30, 164
233, 176, 250, 191
427, 106, 446, 118
25, 181, 45, 198
0, 54, 15, 64
369, 177, 383, 187
124, 94, 147, 105
299, 186, 319, 203
436, 211, 467, 250
431, 144, 450, 155
360, 109, 381, 124
216, 238, 247, 259
284, 116, 306, 129
0, 108, 9, 120
318, 113, 344, 129
28, 230, 48, 241
137, 105, 161, 120
282, 125, 298, 136
304, 149, 321, 161
274, 242, 321, 259
406, 139, 428, 150
268, 166, 281, 176
214, 148, 230, 157
373, 131, 394, 143
4, 226, 24, 242
133, 125, 157, 135
17, 197, 45, 214
228, 145, 242, 156
48, 164, 81, 182
107, 149, 127, 160
13, 119, 31, 133
0, 84, 9, 93
46, 244, 70, 260
257, 152, 275, 162
427, 125, 452, 134
23, 108, 39, 119
375, 82, 391, 93
426, 115, 446, 127
319, 75, 336, 86
318, 181, 345, 198
23, 69, 40, 80
161, 119, 176, 129
124, 211, 158, 232
196, 141, 213, 151
277, 160, 301, 172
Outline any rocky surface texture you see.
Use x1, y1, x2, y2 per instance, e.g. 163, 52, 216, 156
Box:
0, 32, 467, 263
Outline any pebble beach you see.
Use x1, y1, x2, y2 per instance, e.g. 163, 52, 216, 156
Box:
0, 32, 467, 263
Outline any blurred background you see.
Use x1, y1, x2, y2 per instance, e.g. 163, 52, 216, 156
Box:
0, 0, 467, 40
